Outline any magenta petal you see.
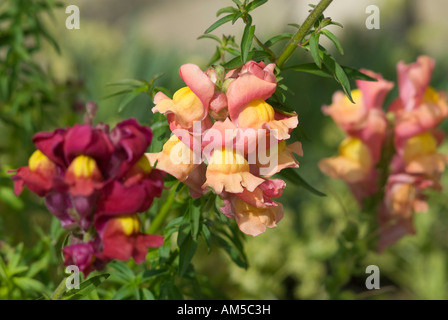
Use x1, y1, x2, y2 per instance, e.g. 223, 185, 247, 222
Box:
33, 129, 67, 167
110, 118, 153, 176
259, 179, 286, 199
45, 192, 77, 229
96, 180, 146, 217
64, 124, 114, 168
71, 194, 98, 230
63, 242, 98, 276
138, 170, 166, 212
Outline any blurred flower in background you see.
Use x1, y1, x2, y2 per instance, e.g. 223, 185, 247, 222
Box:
11, 118, 165, 275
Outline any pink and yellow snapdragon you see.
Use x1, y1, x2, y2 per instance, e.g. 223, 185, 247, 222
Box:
319, 56, 448, 250
319, 69, 394, 204
149, 61, 302, 236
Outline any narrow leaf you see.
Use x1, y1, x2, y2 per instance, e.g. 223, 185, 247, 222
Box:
342, 67, 377, 81
264, 33, 293, 47
278, 168, 326, 197
216, 6, 237, 17
321, 51, 353, 102
189, 198, 201, 240
205, 14, 235, 34
284, 63, 332, 78
178, 236, 198, 277
232, 11, 243, 24
231, 0, 243, 7
118, 89, 145, 113
321, 29, 344, 55
197, 34, 221, 43
107, 79, 146, 88
110, 261, 134, 281
206, 47, 222, 67
62, 274, 110, 300
309, 33, 321, 68
241, 24, 255, 63
112, 284, 135, 300
223, 56, 242, 69
247, 0, 268, 12
141, 288, 155, 300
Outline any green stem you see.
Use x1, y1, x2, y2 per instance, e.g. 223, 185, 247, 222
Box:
147, 181, 181, 234
51, 277, 67, 300
276, 0, 334, 69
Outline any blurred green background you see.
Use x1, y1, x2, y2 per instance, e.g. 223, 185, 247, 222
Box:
1, 0, 448, 300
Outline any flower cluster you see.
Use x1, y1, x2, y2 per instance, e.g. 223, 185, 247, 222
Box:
148, 61, 302, 236
11, 119, 165, 275
318, 56, 448, 251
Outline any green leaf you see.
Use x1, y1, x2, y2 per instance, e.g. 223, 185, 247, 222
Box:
189, 198, 202, 240
141, 268, 169, 280
141, 288, 155, 300
278, 168, 326, 197
178, 235, 198, 277
330, 21, 344, 28
216, 6, 238, 16
0, 187, 24, 210
321, 29, 344, 55
224, 47, 241, 56
231, 0, 243, 7
206, 47, 222, 67
214, 233, 248, 269
118, 88, 146, 113
112, 283, 135, 300
26, 253, 49, 278
0, 257, 8, 280
7, 243, 23, 272
285, 63, 376, 83
284, 63, 332, 78
264, 33, 293, 47
343, 67, 377, 81
107, 79, 146, 88
160, 280, 184, 300
247, 0, 268, 12
177, 215, 191, 248
251, 50, 271, 61
62, 274, 110, 300
102, 88, 134, 100
295, 123, 311, 142
309, 33, 321, 68
223, 56, 242, 69
158, 242, 171, 264
321, 51, 353, 102
13, 277, 46, 292
241, 24, 255, 63
197, 34, 221, 43
232, 11, 243, 24
205, 14, 235, 34
110, 261, 135, 281
200, 224, 212, 252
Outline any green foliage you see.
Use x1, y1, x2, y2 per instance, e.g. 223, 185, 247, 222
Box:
0, 0, 82, 134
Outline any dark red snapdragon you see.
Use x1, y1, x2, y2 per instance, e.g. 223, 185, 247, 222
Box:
11, 118, 165, 276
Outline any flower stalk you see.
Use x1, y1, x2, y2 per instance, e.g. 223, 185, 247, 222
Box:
276, 0, 334, 69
